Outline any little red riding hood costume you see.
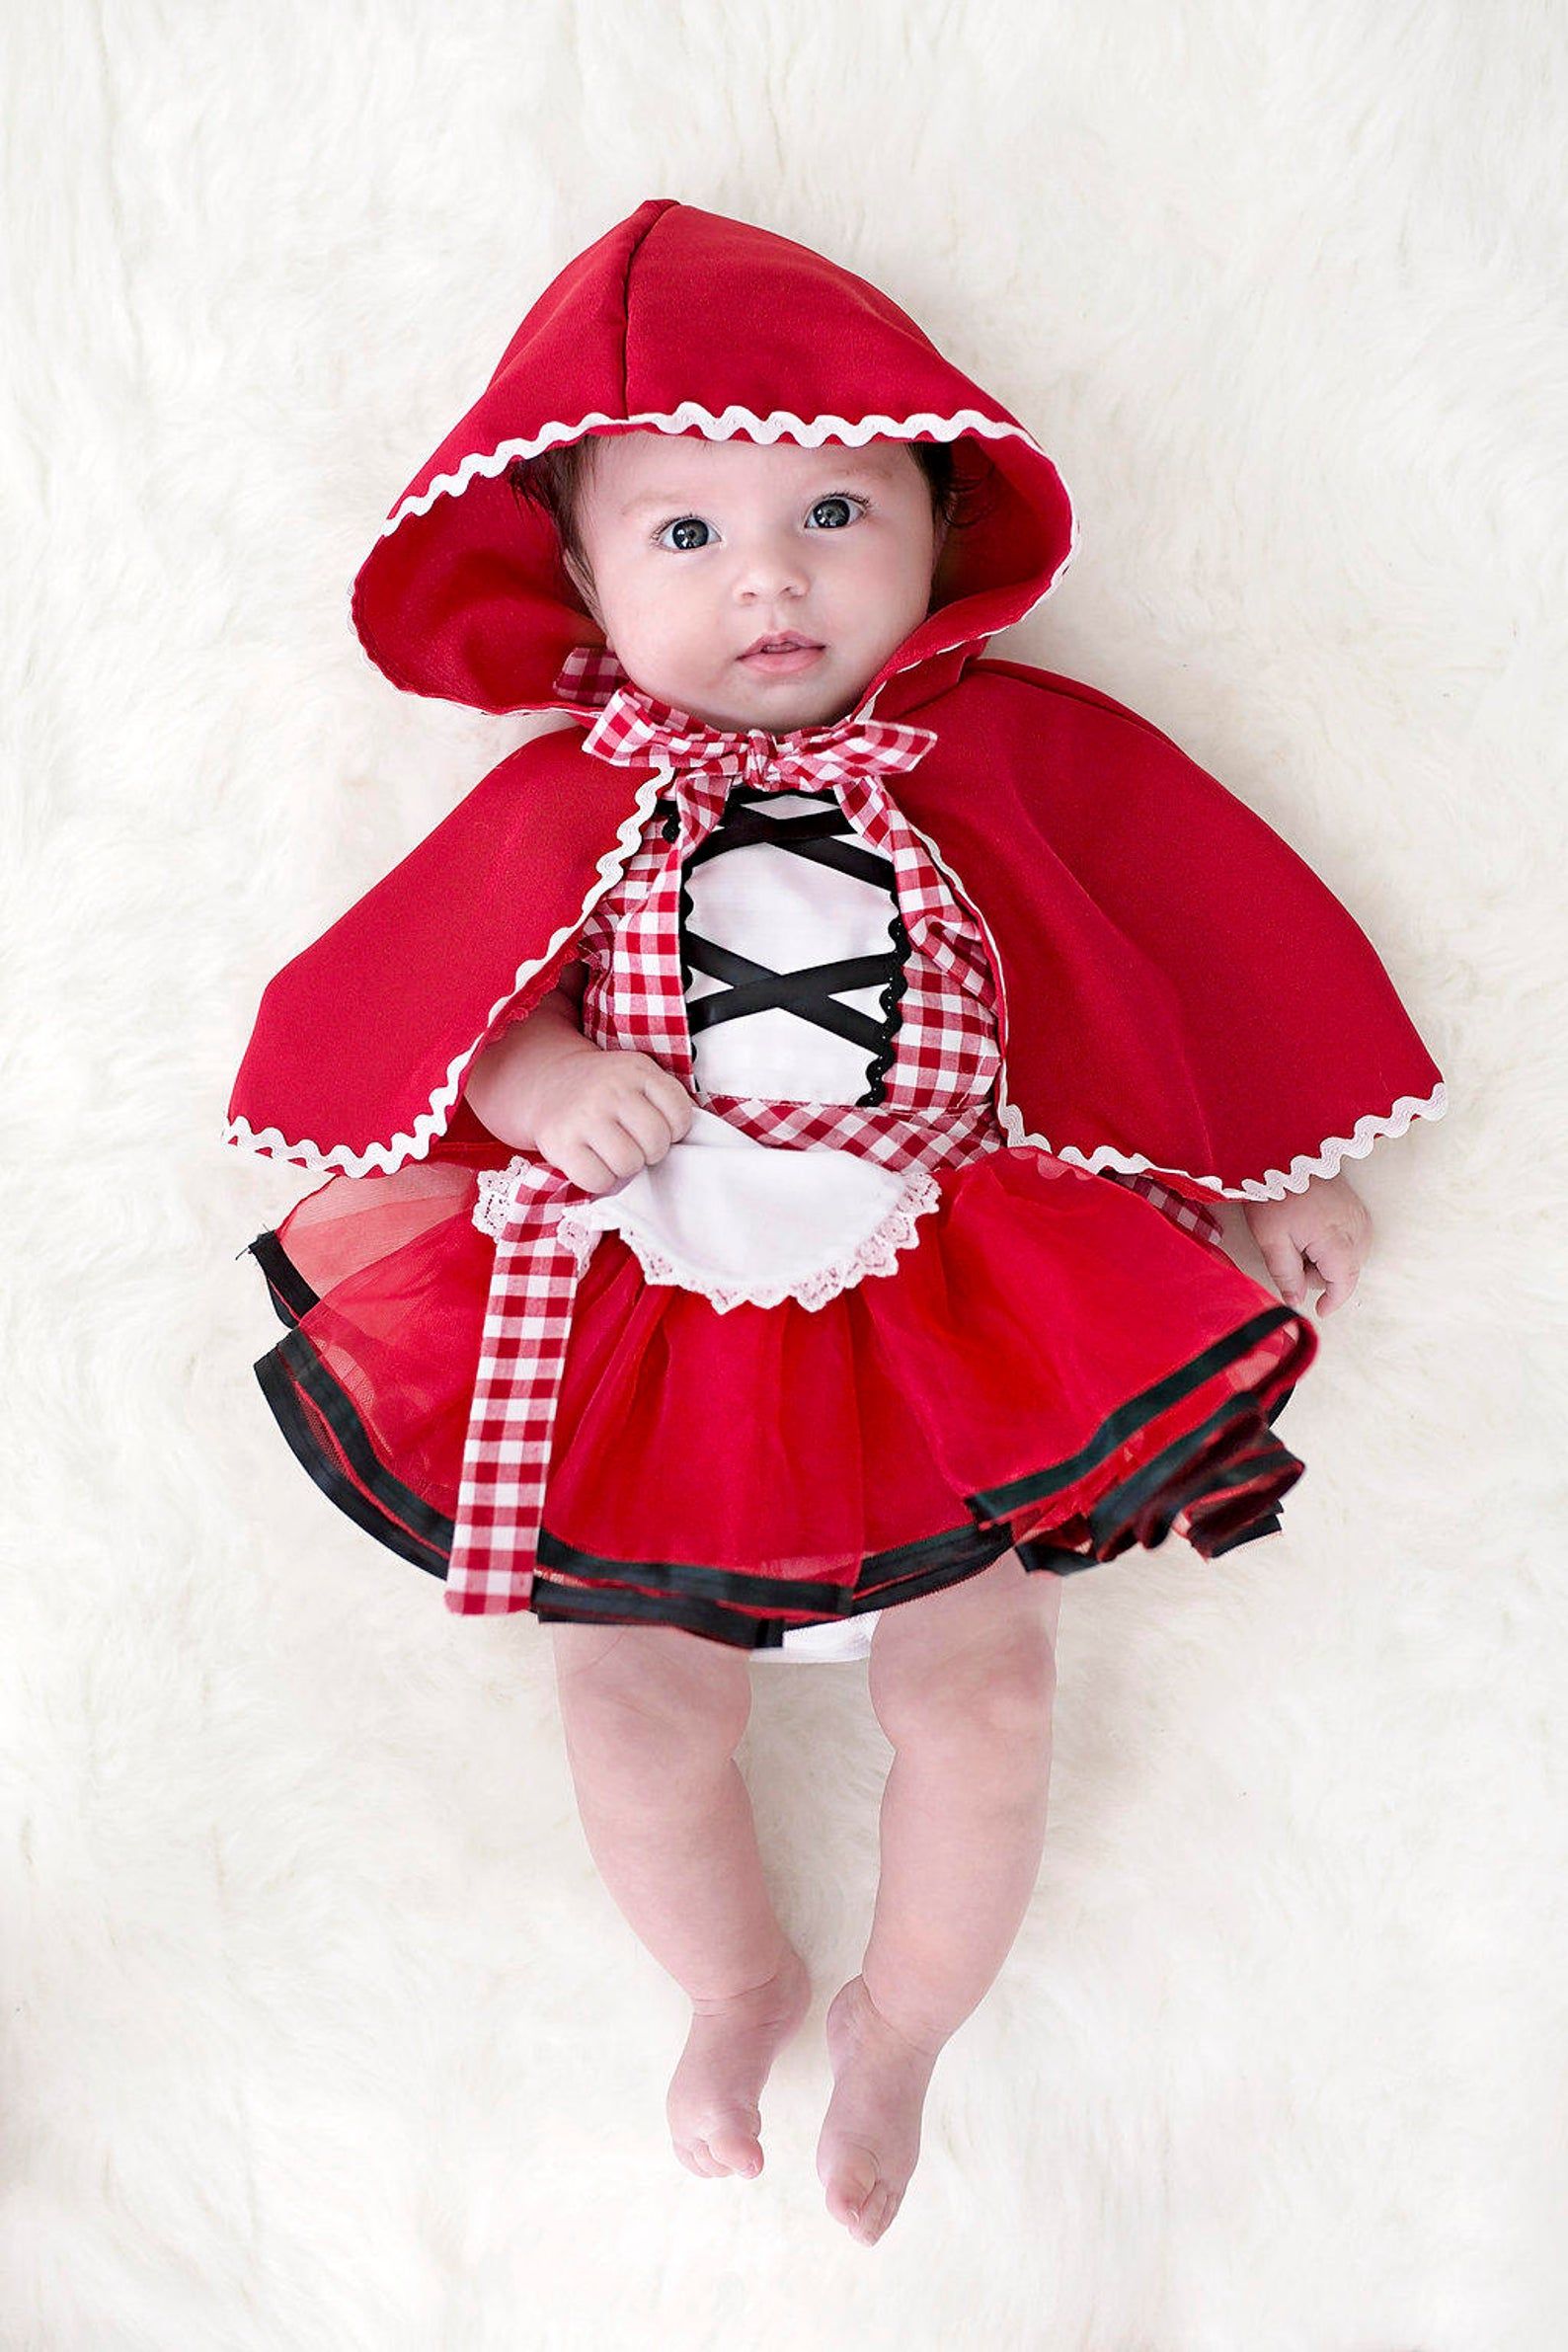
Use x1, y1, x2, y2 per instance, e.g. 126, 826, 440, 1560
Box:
224, 196, 1447, 1659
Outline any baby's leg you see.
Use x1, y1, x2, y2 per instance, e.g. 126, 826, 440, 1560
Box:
550, 1620, 811, 2180
816, 1552, 1060, 2245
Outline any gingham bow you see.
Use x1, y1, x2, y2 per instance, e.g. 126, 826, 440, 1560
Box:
578, 679, 940, 795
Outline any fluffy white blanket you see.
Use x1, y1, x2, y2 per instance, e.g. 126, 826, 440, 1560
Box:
4, 3, 1561, 2343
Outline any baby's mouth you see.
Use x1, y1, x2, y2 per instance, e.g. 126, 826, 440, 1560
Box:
740, 635, 826, 673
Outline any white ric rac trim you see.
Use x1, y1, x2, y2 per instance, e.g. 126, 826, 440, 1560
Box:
994, 1083, 1450, 1202
377, 406, 1081, 701
379, 405, 1067, 533
221, 767, 670, 1176
891, 806, 1449, 1203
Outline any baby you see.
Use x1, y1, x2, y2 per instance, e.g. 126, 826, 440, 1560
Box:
460, 425, 1373, 2245
229, 200, 1440, 2252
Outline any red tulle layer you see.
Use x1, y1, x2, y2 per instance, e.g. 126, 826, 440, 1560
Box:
246, 1138, 1318, 1648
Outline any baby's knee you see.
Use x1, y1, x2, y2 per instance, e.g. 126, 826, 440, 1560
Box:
871, 1622, 1057, 1754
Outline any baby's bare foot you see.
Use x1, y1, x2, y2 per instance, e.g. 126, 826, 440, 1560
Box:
666, 1945, 812, 2180
816, 1974, 942, 2246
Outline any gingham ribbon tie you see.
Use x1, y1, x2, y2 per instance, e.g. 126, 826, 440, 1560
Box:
578, 681, 940, 805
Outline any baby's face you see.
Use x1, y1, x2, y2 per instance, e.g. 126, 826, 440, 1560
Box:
564, 430, 948, 732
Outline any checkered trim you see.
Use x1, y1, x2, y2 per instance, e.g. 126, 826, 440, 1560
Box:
571, 676, 1001, 1118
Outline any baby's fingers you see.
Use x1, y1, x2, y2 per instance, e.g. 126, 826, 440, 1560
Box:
610, 1087, 680, 1165
1305, 1237, 1361, 1317
640, 1064, 697, 1141
1256, 1235, 1308, 1310
545, 1137, 629, 1196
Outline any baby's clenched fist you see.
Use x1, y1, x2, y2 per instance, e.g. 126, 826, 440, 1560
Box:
530, 1046, 695, 1197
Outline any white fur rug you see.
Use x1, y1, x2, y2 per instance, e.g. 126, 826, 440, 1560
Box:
5, 4, 1564, 2345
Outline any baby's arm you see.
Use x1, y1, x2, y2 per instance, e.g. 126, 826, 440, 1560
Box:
461, 961, 694, 1196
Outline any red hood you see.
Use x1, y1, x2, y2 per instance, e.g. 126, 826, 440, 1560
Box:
351, 197, 1077, 718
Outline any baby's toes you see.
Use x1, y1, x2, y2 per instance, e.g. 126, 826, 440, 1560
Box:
852, 2182, 901, 2245
707, 2118, 763, 2176
822, 2143, 881, 2230
676, 2112, 762, 2178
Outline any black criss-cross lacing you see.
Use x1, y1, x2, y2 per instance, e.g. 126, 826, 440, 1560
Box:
669, 785, 912, 1103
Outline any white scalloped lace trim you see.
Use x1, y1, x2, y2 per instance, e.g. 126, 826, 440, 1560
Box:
375, 405, 1080, 722
890, 799, 1449, 1202
995, 1084, 1450, 1200
471, 1162, 532, 1245
221, 767, 669, 1176
539, 1163, 945, 1314
379, 404, 1068, 532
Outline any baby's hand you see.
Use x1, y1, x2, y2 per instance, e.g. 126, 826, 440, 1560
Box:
532, 1046, 695, 1197
1242, 1171, 1372, 1317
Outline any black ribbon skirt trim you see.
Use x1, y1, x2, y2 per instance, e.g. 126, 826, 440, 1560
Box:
255, 1348, 449, 1577
966, 1305, 1311, 1525
535, 1512, 1017, 1618
246, 1229, 320, 1329
253, 1319, 454, 1578
242, 1229, 1312, 1646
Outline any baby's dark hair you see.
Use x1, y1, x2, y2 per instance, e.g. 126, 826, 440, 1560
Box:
506, 434, 971, 604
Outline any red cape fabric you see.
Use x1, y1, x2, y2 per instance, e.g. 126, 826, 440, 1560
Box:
225, 197, 1445, 1204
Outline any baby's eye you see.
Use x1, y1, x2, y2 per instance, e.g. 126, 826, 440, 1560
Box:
655, 516, 714, 552
807, 495, 866, 530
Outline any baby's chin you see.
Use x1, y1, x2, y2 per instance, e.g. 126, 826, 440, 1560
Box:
646, 662, 881, 736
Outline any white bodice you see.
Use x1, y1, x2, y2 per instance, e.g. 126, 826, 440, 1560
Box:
680, 787, 904, 1104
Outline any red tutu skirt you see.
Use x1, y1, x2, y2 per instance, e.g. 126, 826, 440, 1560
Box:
243, 1131, 1318, 1651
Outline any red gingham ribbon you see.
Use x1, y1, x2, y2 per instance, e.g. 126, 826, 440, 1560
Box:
576, 676, 942, 800
447, 1091, 1009, 1616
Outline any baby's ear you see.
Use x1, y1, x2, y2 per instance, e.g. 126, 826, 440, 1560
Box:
928, 511, 955, 599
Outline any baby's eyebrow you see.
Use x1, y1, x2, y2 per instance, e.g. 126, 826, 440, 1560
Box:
620, 492, 708, 515
619, 460, 893, 518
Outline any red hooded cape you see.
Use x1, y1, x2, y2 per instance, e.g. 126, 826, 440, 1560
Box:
224, 196, 1446, 1205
